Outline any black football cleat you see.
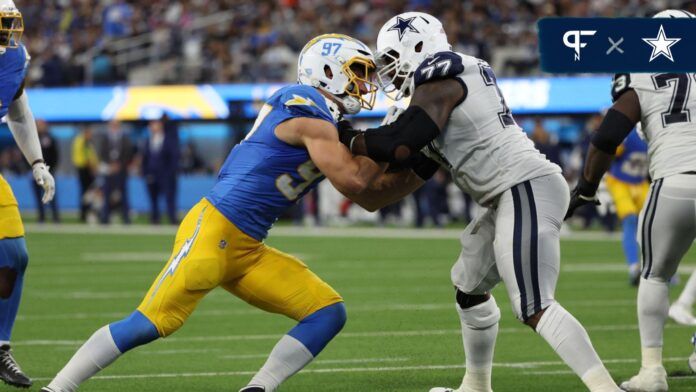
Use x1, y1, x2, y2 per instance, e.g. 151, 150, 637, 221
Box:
0, 345, 32, 388
239, 386, 265, 392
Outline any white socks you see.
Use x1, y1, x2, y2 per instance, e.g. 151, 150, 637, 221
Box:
638, 278, 669, 349
536, 302, 618, 391
246, 335, 314, 391
47, 326, 122, 392
676, 270, 696, 308
457, 296, 500, 392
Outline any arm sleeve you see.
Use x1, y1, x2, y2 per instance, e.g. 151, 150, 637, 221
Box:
7, 91, 43, 165
359, 106, 441, 163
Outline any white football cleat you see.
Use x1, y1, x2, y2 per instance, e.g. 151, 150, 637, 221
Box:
429, 388, 460, 392
689, 334, 696, 374
619, 366, 668, 392
668, 302, 696, 326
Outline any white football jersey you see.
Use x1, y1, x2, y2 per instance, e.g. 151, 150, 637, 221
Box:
612, 73, 696, 180
417, 52, 560, 206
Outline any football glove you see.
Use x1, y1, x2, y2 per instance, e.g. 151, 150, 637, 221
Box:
32, 161, 55, 204
565, 176, 600, 220
381, 105, 405, 126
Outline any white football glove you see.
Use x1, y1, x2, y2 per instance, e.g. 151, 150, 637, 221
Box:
32, 162, 55, 204
381, 105, 405, 126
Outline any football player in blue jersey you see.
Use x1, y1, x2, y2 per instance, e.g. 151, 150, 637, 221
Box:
604, 129, 649, 286
0, 0, 55, 388
41, 34, 430, 392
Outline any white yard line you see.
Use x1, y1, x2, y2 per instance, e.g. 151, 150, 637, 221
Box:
26, 223, 623, 241
16, 323, 691, 347
29, 357, 691, 382
15, 299, 638, 322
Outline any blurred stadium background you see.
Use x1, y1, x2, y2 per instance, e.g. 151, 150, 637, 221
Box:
2, 0, 693, 228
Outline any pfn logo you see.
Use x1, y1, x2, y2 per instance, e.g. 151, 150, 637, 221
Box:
563, 30, 596, 61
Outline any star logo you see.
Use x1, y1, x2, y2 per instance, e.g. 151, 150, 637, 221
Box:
388, 16, 419, 41
642, 25, 681, 62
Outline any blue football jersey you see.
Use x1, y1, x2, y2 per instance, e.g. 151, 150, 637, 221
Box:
608, 129, 649, 184
206, 85, 335, 241
0, 44, 27, 118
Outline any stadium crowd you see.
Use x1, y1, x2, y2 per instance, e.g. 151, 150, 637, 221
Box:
22, 0, 689, 86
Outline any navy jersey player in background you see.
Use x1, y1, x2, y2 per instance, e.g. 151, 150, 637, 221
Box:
0, 0, 55, 388
41, 34, 412, 392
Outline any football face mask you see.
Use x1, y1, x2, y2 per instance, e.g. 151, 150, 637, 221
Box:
0, 10, 22, 48
341, 56, 378, 111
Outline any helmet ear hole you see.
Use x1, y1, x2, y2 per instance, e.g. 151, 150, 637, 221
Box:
324, 65, 334, 79
415, 41, 423, 53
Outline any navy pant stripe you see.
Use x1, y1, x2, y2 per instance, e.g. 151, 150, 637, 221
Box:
641, 182, 656, 276
643, 179, 664, 279
511, 185, 528, 321
523, 181, 542, 314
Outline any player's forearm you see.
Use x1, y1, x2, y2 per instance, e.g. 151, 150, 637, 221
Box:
351, 170, 425, 212
344, 106, 440, 163
7, 92, 43, 165
582, 145, 614, 185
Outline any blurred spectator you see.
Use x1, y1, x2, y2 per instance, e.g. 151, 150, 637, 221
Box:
72, 126, 99, 222
179, 142, 206, 174
142, 119, 179, 224
413, 169, 449, 228
98, 120, 135, 224
31, 120, 59, 223
531, 119, 562, 168
22, 0, 675, 87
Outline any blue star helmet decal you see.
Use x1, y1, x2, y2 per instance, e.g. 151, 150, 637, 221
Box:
388, 16, 419, 41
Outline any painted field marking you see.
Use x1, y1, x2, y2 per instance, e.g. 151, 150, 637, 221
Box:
30, 356, 690, 382
15, 323, 692, 347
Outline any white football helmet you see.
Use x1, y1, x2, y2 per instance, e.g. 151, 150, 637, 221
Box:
297, 34, 378, 115
376, 12, 451, 100
0, 0, 22, 49
653, 9, 695, 18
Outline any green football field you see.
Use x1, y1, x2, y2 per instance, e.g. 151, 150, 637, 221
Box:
7, 226, 696, 391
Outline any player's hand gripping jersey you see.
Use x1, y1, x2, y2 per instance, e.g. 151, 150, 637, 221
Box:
612, 72, 696, 179
417, 51, 560, 205
206, 84, 335, 241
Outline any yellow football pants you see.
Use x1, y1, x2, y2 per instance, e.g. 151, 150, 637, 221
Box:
0, 175, 24, 239
606, 175, 649, 220
138, 198, 343, 337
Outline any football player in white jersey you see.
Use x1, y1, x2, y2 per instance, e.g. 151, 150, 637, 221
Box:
340, 11, 620, 392
565, 9, 696, 392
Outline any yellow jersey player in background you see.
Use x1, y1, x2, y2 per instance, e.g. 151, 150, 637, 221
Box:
0, 0, 56, 388
604, 128, 649, 286
40, 34, 429, 392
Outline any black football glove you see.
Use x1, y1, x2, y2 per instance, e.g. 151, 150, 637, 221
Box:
565, 176, 601, 220
337, 120, 362, 150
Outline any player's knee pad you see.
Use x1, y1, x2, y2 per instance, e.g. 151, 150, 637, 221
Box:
109, 310, 160, 353
458, 295, 500, 330
288, 302, 346, 356
455, 289, 490, 310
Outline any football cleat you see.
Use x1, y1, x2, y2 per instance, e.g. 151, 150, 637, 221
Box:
0, 345, 32, 388
689, 333, 696, 374
239, 386, 265, 392
619, 366, 667, 392
668, 302, 696, 326
40, 388, 57, 392
429, 388, 461, 392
